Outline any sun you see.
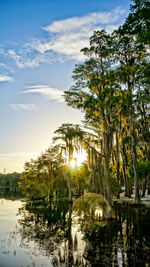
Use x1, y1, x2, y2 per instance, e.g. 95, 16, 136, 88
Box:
70, 159, 77, 168
74, 150, 87, 167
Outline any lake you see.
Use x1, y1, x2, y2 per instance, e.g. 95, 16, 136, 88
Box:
0, 198, 150, 266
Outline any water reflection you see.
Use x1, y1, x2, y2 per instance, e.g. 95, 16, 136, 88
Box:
0, 198, 53, 266
19, 200, 86, 266
18, 200, 150, 266
1, 196, 150, 266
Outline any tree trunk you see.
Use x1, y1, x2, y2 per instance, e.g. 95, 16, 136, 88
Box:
147, 150, 150, 194
104, 132, 112, 207
97, 161, 104, 194
122, 162, 131, 198
127, 73, 140, 203
148, 178, 150, 195
116, 131, 120, 198
68, 145, 73, 202
142, 179, 147, 197
131, 122, 140, 203
121, 141, 131, 198
68, 175, 72, 202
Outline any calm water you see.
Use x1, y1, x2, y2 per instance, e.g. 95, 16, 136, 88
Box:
0, 198, 150, 267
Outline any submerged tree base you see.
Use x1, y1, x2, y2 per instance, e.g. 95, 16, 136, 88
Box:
73, 192, 112, 220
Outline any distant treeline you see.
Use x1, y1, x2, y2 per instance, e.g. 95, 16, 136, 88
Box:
0, 172, 23, 197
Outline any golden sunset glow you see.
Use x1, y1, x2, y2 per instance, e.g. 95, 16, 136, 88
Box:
70, 159, 77, 168
74, 151, 87, 167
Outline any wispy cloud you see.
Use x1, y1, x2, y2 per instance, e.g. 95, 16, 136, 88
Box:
6, 49, 55, 69
43, 8, 124, 32
0, 62, 14, 73
0, 74, 13, 82
22, 85, 64, 102
1, 7, 126, 68
11, 103, 37, 111
27, 7, 125, 61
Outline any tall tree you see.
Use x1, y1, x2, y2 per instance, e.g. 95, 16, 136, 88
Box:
53, 123, 83, 201
65, 31, 121, 206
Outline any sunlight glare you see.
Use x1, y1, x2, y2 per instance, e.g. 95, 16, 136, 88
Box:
70, 159, 77, 168
74, 150, 87, 167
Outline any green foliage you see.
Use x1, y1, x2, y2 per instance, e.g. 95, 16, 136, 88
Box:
128, 158, 150, 182
109, 166, 121, 196
123, 0, 150, 44
72, 163, 89, 195
19, 146, 65, 199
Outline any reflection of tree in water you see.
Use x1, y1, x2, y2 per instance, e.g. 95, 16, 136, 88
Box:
19, 201, 68, 255
121, 204, 150, 266
82, 221, 119, 266
82, 203, 150, 266
18, 200, 87, 266
18, 200, 150, 267
73, 193, 111, 223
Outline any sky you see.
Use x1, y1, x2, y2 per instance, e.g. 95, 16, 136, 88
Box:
0, 0, 131, 173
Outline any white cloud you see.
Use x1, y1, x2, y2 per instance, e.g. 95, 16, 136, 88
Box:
0, 74, 13, 82
28, 33, 89, 60
1, 7, 126, 68
43, 8, 124, 32
0, 63, 14, 73
7, 49, 54, 69
22, 85, 64, 102
28, 7, 125, 61
11, 103, 37, 111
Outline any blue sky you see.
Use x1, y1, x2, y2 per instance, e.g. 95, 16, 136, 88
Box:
0, 0, 131, 173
